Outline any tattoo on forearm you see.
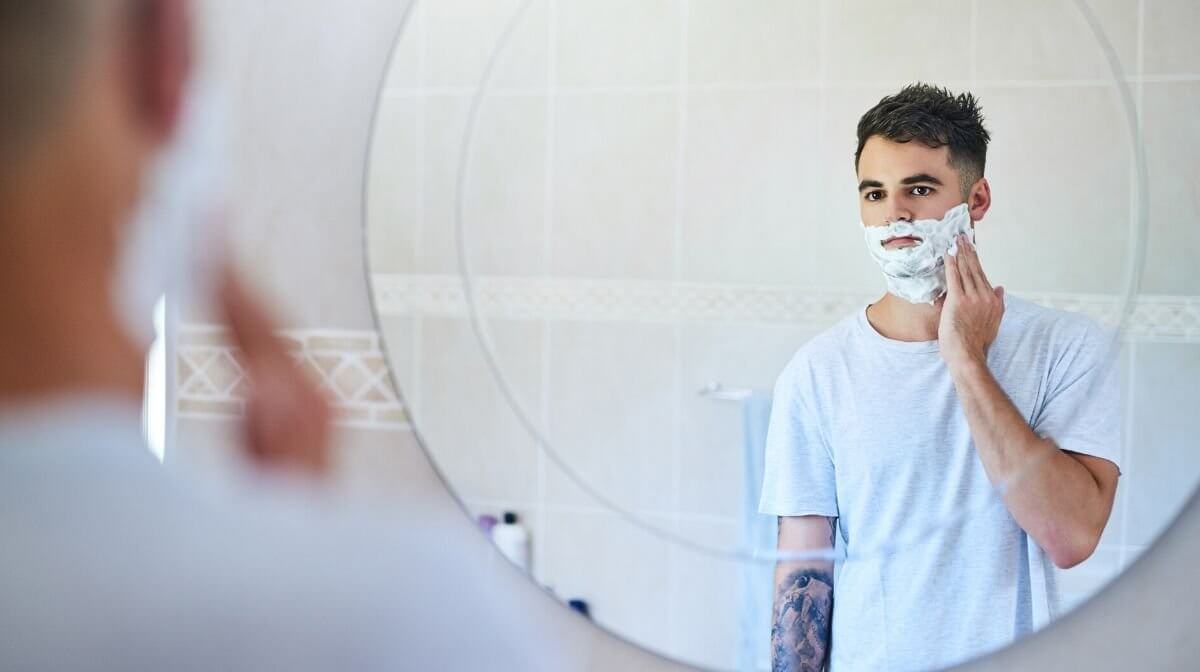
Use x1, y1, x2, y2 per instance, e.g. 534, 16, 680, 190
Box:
771, 566, 834, 672
770, 516, 837, 671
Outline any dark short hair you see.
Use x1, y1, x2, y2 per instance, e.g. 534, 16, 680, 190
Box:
0, 1, 91, 170
854, 83, 990, 197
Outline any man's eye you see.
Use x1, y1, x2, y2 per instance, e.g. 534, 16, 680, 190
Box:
912, 186, 933, 196
865, 191, 883, 201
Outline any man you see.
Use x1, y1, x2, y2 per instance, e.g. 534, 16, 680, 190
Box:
760, 84, 1121, 672
0, 1, 563, 669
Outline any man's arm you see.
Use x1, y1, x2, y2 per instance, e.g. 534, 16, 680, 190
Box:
772, 515, 836, 672
939, 236, 1119, 569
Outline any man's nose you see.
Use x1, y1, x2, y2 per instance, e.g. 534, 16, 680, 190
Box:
884, 205, 914, 225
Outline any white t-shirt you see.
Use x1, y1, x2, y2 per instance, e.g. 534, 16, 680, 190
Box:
0, 396, 573, 671
759, 295, 1121, 672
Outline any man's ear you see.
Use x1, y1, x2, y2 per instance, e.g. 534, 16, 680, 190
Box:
131, 0, 192, 143
967, 177, 991, 223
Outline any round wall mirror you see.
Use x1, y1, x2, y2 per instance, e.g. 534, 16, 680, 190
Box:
365, 1, 1200, 669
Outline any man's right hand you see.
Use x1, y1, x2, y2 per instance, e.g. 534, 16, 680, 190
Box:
218, 264, 332, 478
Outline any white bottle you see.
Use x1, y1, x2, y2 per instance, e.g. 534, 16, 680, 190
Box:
491, 511, 531, 573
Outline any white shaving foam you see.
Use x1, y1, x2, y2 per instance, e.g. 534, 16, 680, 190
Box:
862, 202, 974, 305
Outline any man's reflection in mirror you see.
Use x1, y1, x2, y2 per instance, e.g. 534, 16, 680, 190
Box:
760, 84, 1121, 672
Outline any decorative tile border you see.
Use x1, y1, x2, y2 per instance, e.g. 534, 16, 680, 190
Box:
372, 274, 1200, 343
178, 279, 1198, 425
177, 327, 409, 429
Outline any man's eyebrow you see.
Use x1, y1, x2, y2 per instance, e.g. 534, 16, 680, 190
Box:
857, 179, 883, 192
900, 173, 944, 186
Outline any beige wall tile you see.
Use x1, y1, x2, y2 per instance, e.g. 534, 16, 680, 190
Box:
203, 1, 404, 329
668, 517, 743, 670
973, 85, 1131, 294
171, 416, 244, 479
1143, 0, 1200, 76
687, 0, 821, 85
678, 324, 814, 518
975, 0, 1138, 81
418, 317, 543, 503
1139, 82, 1200, 295
1125, 343, 1200, 547
423, 0, 549, 89
680, 88, 823, 284
1058, 545, 1122, 611
824, 0, 972, 83
539, 509, 677, 657
330, 425, 449, 508
545, 321, 677, 511
381, 1, 422, 90
551, 93, 678, 279
420, 95, 548, 276
555, 0, 683, 88
376, 315, 416, 409
366, 96, 420, 275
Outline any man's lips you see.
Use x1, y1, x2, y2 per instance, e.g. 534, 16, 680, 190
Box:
882, 235, 923, 250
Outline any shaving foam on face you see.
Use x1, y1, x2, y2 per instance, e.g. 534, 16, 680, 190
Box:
862, 202, 974, 305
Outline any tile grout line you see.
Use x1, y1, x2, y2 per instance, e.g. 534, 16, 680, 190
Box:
535, 0, 557, 589
1137, 73, 1200, 82
378, 75, 1200, 100
670, 320, 683, 653
817, 0, 830, 87
413, 0, 426, 280
1136, 0, 1146, 73
410, 0, 426, 424
1119, 0, 1145, 570
543, 0, 556, 280
1136, 0, 1146, 128
537, 319, 550, 580
1119, 341, 1136, 567
969, 0, 978, 86
667, 0, 690, 655
672, 1, 688, 285
671, 0, 689, 519
815, 0, 830, 228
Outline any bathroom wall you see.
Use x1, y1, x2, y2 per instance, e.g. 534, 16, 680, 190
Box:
178, 0, 1200, 670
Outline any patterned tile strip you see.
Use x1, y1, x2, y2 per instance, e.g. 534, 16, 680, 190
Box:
177, 327, 409, 429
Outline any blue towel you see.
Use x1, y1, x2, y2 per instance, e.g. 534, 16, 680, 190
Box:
737, 392, 775, 672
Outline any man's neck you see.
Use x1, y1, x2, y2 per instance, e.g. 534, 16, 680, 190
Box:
865, 292, 943, 342
0, 277, 145, 406
0, 182, 145, 406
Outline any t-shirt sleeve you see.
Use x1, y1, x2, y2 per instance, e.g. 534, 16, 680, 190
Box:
758, 359, 839, 518
1030, 321, 1122, 472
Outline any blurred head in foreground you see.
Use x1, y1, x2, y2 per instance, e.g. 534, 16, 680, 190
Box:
0, 0, 331, 475
0, 0, 192, 402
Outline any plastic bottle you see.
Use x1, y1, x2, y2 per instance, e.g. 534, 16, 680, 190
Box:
567, 599, 591, 620
477, 514, 498, 536
491, 511, 531, 573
